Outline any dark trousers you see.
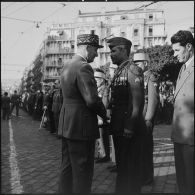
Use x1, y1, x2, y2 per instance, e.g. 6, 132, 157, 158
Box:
2, 108, 10, 120
174, 142, 194, 194
58, 137, 95, 194
102, 127, 110, 158
48, 110, 55, 133
113, 135, 142, 195
10, 104, 19, 116
53, 112, 60, 133
141, 130, 154, 183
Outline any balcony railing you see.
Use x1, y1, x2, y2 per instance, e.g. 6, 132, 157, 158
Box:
45, 47, 74, 55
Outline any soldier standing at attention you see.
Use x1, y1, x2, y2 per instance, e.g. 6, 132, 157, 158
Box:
107, 37, 145, 195
133, 52, 159, 185
58, 31, 107, 194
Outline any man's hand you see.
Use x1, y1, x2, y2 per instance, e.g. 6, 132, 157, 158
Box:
123, 128, 134, 139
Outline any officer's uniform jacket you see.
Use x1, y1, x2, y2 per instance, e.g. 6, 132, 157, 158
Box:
172, 57, 194, 145
52, 89, 63, 114
109, 60, 145, 136
142, 70, 159, 123
58, 55, 107, 140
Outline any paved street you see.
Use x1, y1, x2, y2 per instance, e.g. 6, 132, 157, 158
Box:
1, 108, 178, 194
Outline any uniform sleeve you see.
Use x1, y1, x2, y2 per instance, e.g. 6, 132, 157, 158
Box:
77, 63, 107, 120
145, 74, 159, 122
125, 65, 144, 132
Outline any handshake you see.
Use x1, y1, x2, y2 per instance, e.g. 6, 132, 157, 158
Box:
98, 116, 110, 128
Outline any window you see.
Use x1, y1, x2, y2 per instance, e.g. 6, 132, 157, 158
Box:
134, 29, 139, 36
79, 30, 85, 34
149, 14, 153, 20
149, 26, 153, 36
120, 32, 126, 37
134, 45, 138, 51
120, 15, 128, 20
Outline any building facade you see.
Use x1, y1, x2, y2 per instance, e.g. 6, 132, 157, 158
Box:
36, 8, 167, 83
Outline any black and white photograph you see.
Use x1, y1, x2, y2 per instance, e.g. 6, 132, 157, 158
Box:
1, 1, 194, 194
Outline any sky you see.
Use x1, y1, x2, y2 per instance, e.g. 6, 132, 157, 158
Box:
1, 1, 194, 81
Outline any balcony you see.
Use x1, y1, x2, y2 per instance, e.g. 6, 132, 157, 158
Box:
144, 18, 165, 24
45, 47, 75, 55
47, 35, 75, 42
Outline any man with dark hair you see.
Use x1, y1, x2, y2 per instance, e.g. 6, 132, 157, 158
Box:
58, 31, 107, 194
107, 37, 145, 194
171, 30, 194, 194
2, 92, 11, 120
10, 90, 21, 117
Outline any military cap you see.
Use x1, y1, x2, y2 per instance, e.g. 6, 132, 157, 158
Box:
107, 37, 132, 49
77, 30, 103, 48
133, 52, 149, 62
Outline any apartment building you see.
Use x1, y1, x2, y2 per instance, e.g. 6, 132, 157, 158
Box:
40, 8, 167, 82
41, 24, 75, 82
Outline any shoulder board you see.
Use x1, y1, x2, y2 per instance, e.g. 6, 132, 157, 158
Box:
129, 63, 143, 76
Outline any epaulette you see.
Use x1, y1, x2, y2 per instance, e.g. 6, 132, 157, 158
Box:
129, 63, 143, 76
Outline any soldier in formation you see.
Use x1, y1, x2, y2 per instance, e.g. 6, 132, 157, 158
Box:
1, 92, 11, 120
10, 90, 21, 117
52, 79, 63, 136
133, 52, 160, 185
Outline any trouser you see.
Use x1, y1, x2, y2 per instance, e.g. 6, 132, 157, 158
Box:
10, 104, 19, 116
2, 108, 10, 120
174, 142, 194, 194
113, 135, 142, 195
48, 110, 55, 133
53, 112, 60, 133
102, 126, 110, 158
58, 137, 95, 194
141, 128, 154, 183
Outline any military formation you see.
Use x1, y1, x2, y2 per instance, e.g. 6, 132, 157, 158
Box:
1, 30, 194, 195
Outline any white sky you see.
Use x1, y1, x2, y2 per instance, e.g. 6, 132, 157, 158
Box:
1, 1, 194, 80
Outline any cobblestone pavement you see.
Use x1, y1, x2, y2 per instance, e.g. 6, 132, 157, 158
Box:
1, 108, 178, 194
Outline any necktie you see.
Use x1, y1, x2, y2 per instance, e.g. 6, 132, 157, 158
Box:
178, 64, 186, 80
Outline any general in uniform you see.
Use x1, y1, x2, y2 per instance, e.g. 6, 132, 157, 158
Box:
58, 31, 107, 194
133, 52, 159, 185
107, 37, 145, 195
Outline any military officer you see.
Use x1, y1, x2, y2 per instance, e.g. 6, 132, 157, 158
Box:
58, 31, 107, 194
107, 37, 145, 195
133, 52, 160, 185
171, 30, 194, 194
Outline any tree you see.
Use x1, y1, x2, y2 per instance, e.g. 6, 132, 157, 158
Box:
134, 45, 183, 83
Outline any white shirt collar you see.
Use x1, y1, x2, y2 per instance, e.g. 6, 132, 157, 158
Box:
185, 55, 194, 69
